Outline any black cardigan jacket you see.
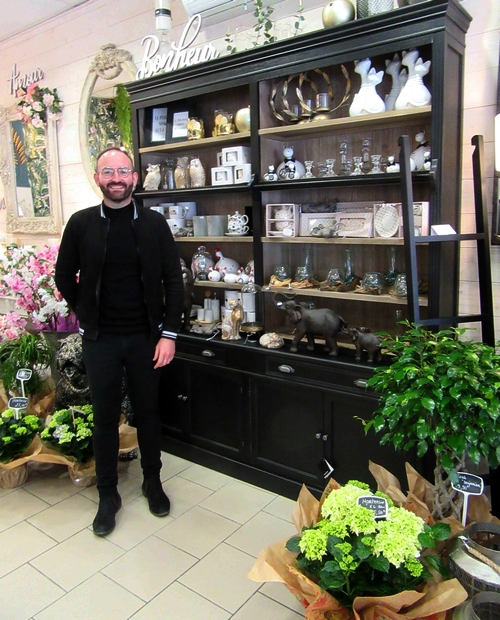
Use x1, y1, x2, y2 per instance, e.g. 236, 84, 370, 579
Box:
55, 202, 184, 341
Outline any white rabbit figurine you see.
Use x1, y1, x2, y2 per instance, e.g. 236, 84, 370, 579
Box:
349, 58, 386, 117
395, 49, 432, 109
384, 54, 408, 112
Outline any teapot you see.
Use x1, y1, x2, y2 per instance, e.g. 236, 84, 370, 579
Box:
227, 211, 249, 235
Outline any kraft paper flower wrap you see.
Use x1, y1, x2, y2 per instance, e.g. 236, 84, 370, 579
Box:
249, 462, 469, 620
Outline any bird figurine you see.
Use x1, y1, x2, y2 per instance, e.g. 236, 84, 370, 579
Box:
174, 156, 190, 189
188, 156, 206, 188
142, 163, 161, 191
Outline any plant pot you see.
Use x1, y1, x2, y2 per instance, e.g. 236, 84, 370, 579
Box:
68, 459, 96, 488
0, 463, 28, 488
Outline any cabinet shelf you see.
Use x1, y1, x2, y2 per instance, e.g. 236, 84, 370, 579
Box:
177, 236, 253, 243
261, 236, 405, 245
263, 286, 428, 306
139, 131, 251, 154
256, 172, 429, 190
193, 281, 243, 290
258, 107, 431, 139
134, 184, 252, 201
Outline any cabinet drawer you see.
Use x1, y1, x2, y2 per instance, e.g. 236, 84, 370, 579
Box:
265, 356, 373, 396
177, 341, 226, 365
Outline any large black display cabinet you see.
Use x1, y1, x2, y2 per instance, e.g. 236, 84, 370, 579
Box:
126, 0, 471, 499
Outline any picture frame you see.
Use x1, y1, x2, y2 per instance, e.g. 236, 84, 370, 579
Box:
170, 109, 190, 140
150, 107, 168, 142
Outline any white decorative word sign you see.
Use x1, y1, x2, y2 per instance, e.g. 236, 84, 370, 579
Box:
137, 14, 219, 80
8, 64, 44, 95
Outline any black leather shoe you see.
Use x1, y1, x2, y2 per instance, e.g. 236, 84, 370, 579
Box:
142, 479, 170, 517
93, 492, 122, 536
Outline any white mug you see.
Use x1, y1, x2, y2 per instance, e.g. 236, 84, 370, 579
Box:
169, 205, 189, 218
151, 206, 166, 216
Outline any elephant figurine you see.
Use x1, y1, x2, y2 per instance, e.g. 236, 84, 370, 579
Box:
346, 328, 382, 363
273, 293, 347, 356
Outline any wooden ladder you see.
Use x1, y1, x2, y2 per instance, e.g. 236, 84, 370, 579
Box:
398, 134, 495, 346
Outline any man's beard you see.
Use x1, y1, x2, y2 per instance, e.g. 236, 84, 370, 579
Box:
99, 179, 134, 204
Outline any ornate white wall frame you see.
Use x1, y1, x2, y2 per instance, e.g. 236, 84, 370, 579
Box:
78, 43, 137, 196
0, 104, 62, 235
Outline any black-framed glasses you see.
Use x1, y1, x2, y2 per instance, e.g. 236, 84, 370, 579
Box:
97, 167, 133, 178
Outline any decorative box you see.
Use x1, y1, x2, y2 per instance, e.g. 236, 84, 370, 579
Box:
211, 166, 234, 186
266, 204, 300, 237
222, 145, 251, 167
234, 164, 252, 184
299, 212, 373, 238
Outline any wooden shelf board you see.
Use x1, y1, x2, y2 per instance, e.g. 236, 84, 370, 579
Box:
261, 236, 404, 245
193, 281, 243, 290
263, 285, 428, 306
176, 236, 253, 243
259, 107, 432, 139
139, 131, 251, 154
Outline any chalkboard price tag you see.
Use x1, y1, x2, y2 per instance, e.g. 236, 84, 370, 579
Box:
451, 472, 484, 496
357, 496, 388, 519
8, 397, 29, 410
451, 472, 484, 526
16, 369, 32, 381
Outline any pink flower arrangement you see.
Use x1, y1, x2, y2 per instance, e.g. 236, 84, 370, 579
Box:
0, 244, 77, 332
17, 83, 62, 127
0, 312, 27, 342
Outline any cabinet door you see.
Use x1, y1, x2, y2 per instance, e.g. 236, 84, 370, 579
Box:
187, 364, 246, 460
327, 391, 415, 486
159, 358, 188, 438
251, 377, 330, 488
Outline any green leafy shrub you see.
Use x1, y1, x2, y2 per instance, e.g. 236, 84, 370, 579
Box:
365, 323, 500, 519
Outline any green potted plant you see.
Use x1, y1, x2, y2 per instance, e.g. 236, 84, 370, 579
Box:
0, 408, 44, 488
365, 322, 500, 520
0, 408, 43, 464
40, 405, 94, 464
0, 331, 55, 398
39, 405, 95, 487
285, 480, 451, 608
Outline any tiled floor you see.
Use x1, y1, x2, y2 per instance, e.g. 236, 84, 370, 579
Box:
0, 451, 306, 620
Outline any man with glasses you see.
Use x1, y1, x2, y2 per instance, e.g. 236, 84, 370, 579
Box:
55, 146, 184, 536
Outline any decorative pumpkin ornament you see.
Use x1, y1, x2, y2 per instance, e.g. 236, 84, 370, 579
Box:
322, 0, 355, 28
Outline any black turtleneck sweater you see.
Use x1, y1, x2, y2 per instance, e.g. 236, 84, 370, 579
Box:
99, 203, 150, 334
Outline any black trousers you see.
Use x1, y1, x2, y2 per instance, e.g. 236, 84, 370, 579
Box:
82, 332, 162, 492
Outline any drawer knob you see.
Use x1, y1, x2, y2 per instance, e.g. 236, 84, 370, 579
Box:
202, 349, 215, 357
354, 379, 368, 388
322, 434, 328, 441
315, 432, 322, 439
278, 364, 295, 374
